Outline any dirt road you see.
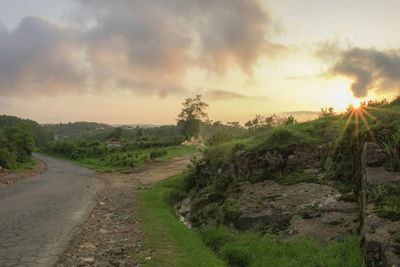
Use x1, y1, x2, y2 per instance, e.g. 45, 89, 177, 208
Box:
57, 156, 193, 267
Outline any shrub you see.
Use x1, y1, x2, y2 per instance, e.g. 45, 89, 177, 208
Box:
199, 226, 237, 252
265, 128, 297, 149
369, 183, 400, 220
220, 243, 253, 267
149, 149, 168, 160
0, 147, 17, 169
220, 198, 241, 225
381, 131, 400, 171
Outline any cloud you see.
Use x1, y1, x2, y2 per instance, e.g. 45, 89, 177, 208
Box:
206, 89, 269, 101
318, 41, 400, 97
0, 0, 283, 97
0, 17, 87, 96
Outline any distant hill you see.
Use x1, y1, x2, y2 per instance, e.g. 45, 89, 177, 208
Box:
43, 122, 112, 141
112, 124, 158, 129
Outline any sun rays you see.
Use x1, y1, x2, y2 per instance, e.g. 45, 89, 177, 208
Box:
335, 99, 400, 146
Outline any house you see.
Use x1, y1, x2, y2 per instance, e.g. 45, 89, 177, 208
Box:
105, 138, 122, 148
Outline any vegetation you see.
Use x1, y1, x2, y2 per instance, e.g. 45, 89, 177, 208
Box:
369, 183, 400, 220
381, 130, 400, 171
137, 174, 363, 267
136, 175, 225, 267
0, 115, 50, 169
200, 227, 363, 267
43, 140, 198, 172
177, 95, 210, 140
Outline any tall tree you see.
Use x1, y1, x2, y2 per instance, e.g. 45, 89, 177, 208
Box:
177, 95, 209, 140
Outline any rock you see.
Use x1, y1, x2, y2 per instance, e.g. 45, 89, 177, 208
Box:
99, 229, 108, 234
80, 242, 96, 250
264, 151, 285, 169
365, 142, 387, 167
145, 257, 152, 261
80, 256, 95, 263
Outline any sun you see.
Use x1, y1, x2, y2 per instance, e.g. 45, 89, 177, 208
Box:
351, 99, 361, 109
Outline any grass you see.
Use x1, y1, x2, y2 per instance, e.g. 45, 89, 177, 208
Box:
276, 171, 320, 186
200, 227, 364, 267
136, 175, 225, 267
136, 174, 363, 267
11, 158, 38, 172
369, 183, 400, 220
44, 145, 199, 172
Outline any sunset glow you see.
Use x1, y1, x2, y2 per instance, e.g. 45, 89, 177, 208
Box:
0, 1, 399, 124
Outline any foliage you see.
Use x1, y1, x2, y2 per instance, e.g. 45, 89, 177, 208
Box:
0, 115, 53, 147
43, 140, 198, 172
381, 130, 400, 171
276, 171, 319, 186
319, 107, 336, 118
244, 114, 296, 132
0, 123, 36, 169
207, 132, 234, 147
177, 95, 209, 140
199, 227, 363, 267
107, 127, 123, 140
44, 121, 111, 141
369, 183, 400, 220
137, 175, 225, 266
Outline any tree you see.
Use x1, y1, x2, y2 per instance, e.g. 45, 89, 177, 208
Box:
107, 127, 123, 140
4, 123, 35, 163
136, 128, 143, 137
177, 95, 209, 140
319, 107, 335, 118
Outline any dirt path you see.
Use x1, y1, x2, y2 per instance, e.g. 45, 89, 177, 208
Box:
57, 156, 193, 267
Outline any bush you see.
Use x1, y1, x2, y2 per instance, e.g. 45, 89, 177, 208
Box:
369, 183, 400, 220
149, 149, 168, 160
220, 243, 253, 267
381, 131, 400, 171
199, 226, 237, 252
0, 147, 17, 169
265, 128, 297, 149
220, 198, 241, 225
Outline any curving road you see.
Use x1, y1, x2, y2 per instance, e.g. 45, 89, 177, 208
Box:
0, 154, 97, 267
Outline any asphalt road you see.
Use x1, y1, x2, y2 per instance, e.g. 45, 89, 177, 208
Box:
0, 154, 97, 267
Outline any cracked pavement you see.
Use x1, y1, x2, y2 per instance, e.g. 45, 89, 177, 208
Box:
0, 154, 97, 267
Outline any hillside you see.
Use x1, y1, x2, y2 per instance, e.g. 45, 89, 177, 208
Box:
174, 98, 400, 266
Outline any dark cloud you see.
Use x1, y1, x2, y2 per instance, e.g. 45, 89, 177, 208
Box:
0, 17, 87, 96
206, 89, 269, 101
0, 0, 283, 97
318, 42, 400, 97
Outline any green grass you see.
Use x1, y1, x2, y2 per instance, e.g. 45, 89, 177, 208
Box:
276, 171, 320, 186
137, 175, 225, 267
369, 183, 400, 220
12, 158, 38, 172
44, 145, 199, 172
200, 227, 364, 267
136, 174, 363, 267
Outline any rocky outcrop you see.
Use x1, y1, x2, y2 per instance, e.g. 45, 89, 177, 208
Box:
361, 142, 400, 267
232, 143, 328, 180
238, 181, 358, 241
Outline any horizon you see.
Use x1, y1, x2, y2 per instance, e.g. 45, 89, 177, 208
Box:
1, 1, 400, 124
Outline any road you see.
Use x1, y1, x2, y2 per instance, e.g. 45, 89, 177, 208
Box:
0, 154, 97, 267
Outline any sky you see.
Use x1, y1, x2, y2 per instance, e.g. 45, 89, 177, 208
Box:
0, 0, 400, 124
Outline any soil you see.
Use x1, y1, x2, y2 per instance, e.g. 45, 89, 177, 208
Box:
0, 159, 47, 186
56, 156, 193, 267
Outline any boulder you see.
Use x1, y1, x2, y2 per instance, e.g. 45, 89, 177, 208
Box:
365, 142, 387, 167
